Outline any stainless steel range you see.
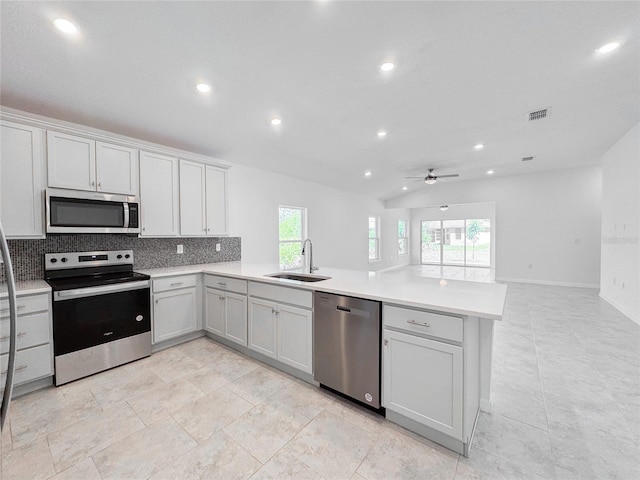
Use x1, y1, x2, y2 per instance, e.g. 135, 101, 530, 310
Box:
44, 250, 151, 385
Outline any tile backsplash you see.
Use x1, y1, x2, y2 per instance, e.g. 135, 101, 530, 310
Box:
1, 235, 241, 281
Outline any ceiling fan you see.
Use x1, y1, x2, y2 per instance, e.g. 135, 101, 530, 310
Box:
405, 168, 459, 185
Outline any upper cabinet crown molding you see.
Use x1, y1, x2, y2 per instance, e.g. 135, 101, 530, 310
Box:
1, 107, 229, 170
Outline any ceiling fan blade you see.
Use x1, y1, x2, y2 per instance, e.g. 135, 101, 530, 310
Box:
404, 176, 426, 179
436, 174, 459, 178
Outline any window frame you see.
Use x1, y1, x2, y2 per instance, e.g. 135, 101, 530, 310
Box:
278, 205, 307, 270
368, 215, 381, 262
398, 219, 408, 256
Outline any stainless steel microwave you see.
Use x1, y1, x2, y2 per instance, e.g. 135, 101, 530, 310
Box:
46, 188, 140, 234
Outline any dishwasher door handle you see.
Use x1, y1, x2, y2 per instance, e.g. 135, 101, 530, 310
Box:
336, 305, 351, 313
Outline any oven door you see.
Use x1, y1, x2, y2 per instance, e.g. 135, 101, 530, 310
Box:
52, 281, 151, 356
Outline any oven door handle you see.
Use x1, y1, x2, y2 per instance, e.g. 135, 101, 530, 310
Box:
54, 280, 150, 301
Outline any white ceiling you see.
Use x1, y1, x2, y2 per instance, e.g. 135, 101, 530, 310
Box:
1, 1, 638, 200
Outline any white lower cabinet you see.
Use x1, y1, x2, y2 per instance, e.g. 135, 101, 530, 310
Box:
205, 288, 247, 346
383, 328, 463, 439
248, 282, 313, 375
152, 276, 198, 344
0, 292, 53, 393
248, 298, 278, 358
204, 275, 248, 346
277, 304, 312, 373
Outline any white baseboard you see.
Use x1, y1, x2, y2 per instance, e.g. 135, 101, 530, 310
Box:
495, 277, 599, 289
479, 399, 493, 413
599, 292, 640, 326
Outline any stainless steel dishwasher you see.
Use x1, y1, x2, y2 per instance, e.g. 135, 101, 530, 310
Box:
313, 291, 382, 409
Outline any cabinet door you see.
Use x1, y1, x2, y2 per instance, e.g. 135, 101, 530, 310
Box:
153, 288, 197, 343
225, 292, 247, 346
95, 142, 138, 195
0, 121, 45, 237
205, 166, 228, 236
139, 151, 179, 236
205, 288, 225, 336
383, 329, 463, 439
47, 131, 96, 191
278, 304, 312, 374
179, 160, 207, 236
248, 298, 277, 359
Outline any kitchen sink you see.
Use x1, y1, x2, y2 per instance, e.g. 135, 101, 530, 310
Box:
265, 272, 331, 282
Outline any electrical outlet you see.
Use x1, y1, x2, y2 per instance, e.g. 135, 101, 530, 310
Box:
216, 243, 221, 252
177, 244, 184, 254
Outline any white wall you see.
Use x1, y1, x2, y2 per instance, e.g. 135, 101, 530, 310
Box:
409, 202, 496, 266
600, 123, 639, 324
386, 166, 602, 287
227, 163, 410, 271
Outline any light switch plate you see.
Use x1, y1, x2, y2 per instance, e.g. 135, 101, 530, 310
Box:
177, 244, 184, 254
215, 243, 221, 252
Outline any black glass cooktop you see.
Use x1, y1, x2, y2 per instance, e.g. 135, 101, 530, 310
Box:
46, 271, 150, 291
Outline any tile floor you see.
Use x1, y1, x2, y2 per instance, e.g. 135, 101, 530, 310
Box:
2, 283, 639, 479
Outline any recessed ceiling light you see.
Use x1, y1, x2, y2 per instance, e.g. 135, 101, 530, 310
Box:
377, 130, 387, 137
474, 143, 484, 150
270, 117, 282, 126
364, 170, 372, 177
380, 62, 395, 72
440, 205, 449, 211
596, 42, 621, 54
402, 186, 408, 191
487, 170, 494, 175
52, 18, 78, 35
195, 83, 211, 94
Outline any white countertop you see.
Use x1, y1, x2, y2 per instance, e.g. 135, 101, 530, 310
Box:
0, 280, 51, 298
140, 262, 507, 320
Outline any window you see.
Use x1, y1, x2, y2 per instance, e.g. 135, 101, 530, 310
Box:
279, 206, 306, 270
398, 220, 408, 255
368, 216, 380, 261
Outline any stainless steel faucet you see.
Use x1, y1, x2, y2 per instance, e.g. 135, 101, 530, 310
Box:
301, 238, 318, 274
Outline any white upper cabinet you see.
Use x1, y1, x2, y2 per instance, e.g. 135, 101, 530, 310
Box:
179, 160, 207, 236
47, 131, 96, 191
205, 166, 228, 236
0, 121, 45, 238
139, 151, 180, 236
179, 160, 228, 237
47, 132, 138, 195
95, 142, 138, 195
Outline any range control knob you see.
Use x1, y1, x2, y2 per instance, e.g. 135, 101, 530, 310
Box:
50, 258, 58, 263
125, 254, 131, 259
117, 254, 123, 259
61, 257, 68, 263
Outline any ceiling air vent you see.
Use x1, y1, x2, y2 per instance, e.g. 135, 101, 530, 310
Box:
527, 108, 550, 121
522, 156, 535, 162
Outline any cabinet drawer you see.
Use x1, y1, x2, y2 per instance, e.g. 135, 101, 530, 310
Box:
1, 343, 53, 385
1, 293, 50, 319
0, 311, 50, 354
248, 282, 312, 309
205, 275, 247, 294
153, 275, 197, 293
383, 305, 463, 343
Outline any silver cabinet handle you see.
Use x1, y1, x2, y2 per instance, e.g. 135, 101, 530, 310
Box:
217, 282, 226, 287
1, 365, 27, 375
170, 282, 183, 287
384, 339, 389, 346
1, 305, 25, 313
91, 181, 95, 186
219, 296, 225, 302
407, 320, 430, 328
272, 309, 276, 314
98, 182, 102, 188
155, 299, 159, 304
1, 332, 26, 340
143, 227, 146, 231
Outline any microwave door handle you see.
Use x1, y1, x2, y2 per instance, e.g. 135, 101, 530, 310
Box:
123, 202, 130, 228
